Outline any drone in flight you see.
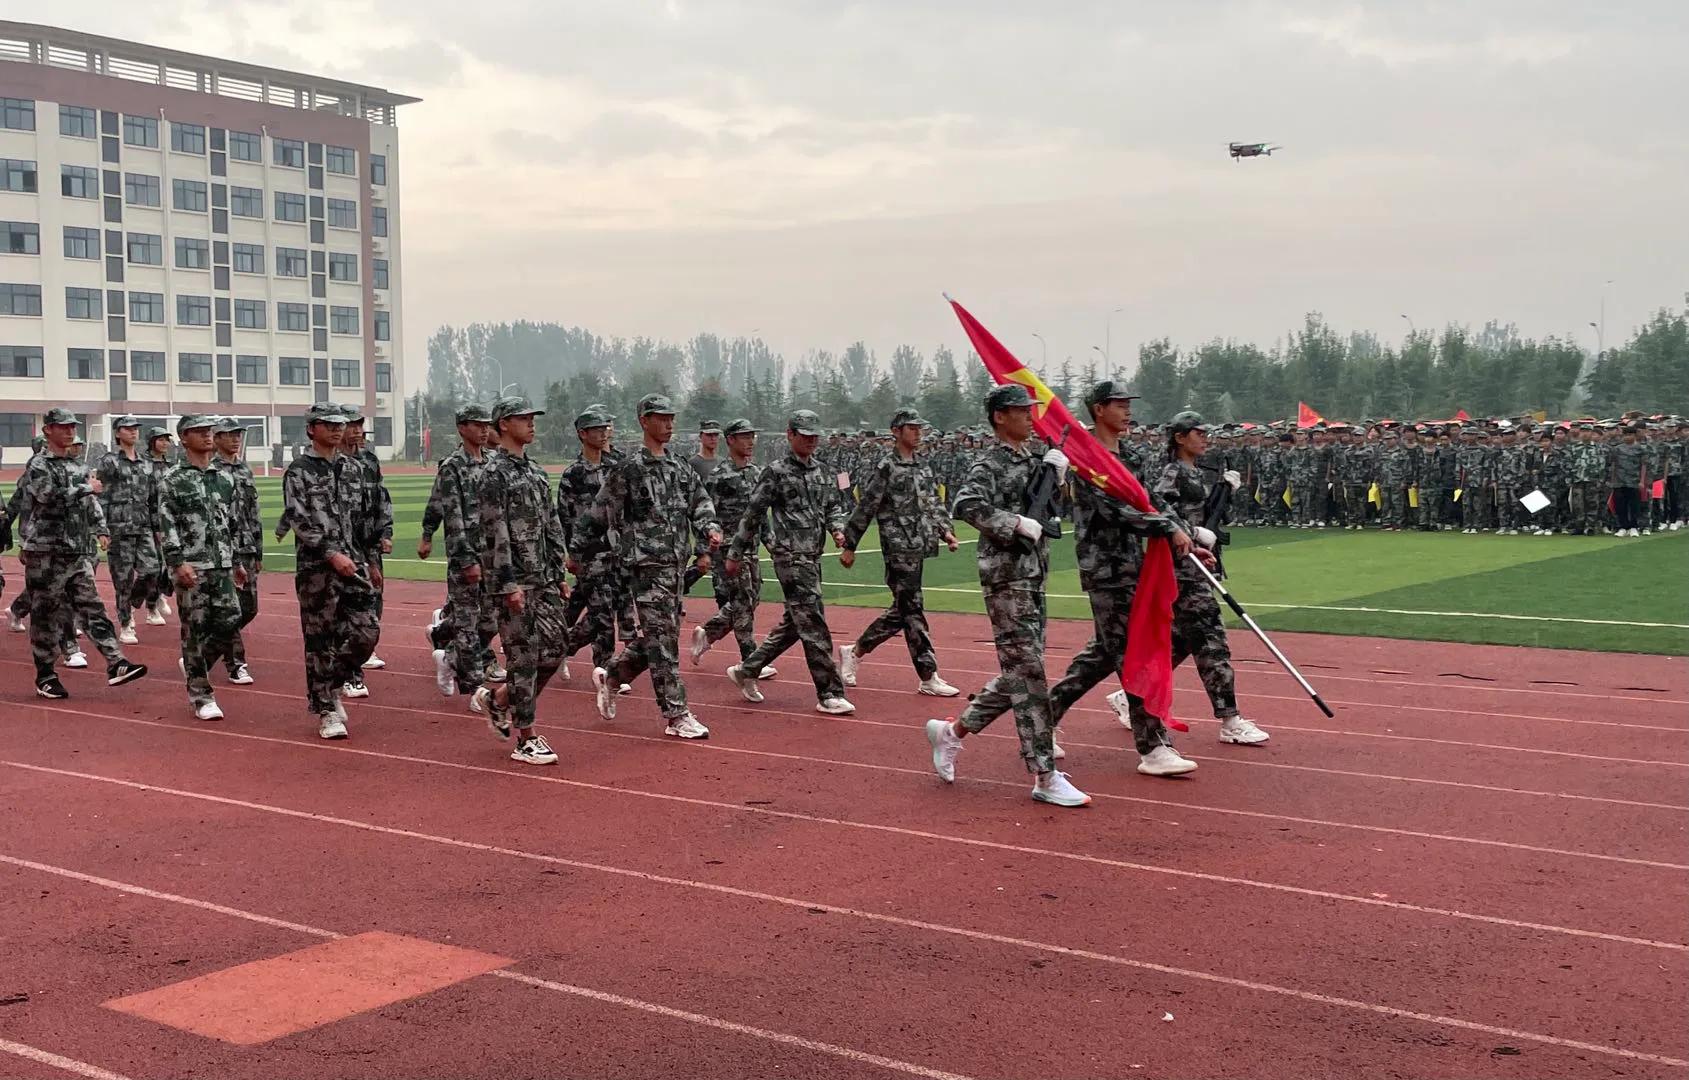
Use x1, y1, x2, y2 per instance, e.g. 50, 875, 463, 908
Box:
1228, 141, 1282, 161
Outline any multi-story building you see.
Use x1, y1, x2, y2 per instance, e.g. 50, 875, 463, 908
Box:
0, 20, 416, 460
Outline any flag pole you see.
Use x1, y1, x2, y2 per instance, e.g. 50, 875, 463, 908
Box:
1185, 552, 1334, 718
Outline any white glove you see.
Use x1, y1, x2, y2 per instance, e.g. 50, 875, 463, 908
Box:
1223, 469, 1242, 491
1013, 515, 1044, 542
1042, 447, 1069, 483
1192, 526, 1218, 549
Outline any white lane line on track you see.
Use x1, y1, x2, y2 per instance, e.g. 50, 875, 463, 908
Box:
5, 844, 1686, 1071
5, 747, 1684, 953
0, 1039, 138, 1080
0, 855, 979, 1080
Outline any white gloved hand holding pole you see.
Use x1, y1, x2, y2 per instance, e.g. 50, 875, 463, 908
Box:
1192, 526, 1218, 549
1013, 515, 1044, 542
1223, 469, 1242, 491
1042, 447, 1069, 483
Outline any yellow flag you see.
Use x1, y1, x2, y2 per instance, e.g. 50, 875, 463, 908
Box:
1454, 487, 1464, 502
1253, 486, 1264, 505
1408, 486, 1419, 509
1282, 487, 1293, 507
1367, 482, 1381, 507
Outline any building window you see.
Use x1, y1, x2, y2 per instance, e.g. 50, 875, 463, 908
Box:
236, 354, 267, 384
232, 242, 264, 273
325, 146, 356, 175
369, 154, 387, 186
273, 138, 304, 168
0, 412, 37, 444
373, 416, 393, 447
174, 237, 210, 270
63, 226, 100, 260
126, 232, 163, 265
65, 286, 103, 320
329, 305, 359, 335
326, 198, 358, 229
0, 283, 43, 316
123, 114, 159, 148
176, 294, 212, 326
124, 172, 161, 207
229, 131, 261, 162
230, 185, 263, 217
130, 350, 165, 381
171, 178, 208, 212
372, 258, 389, 290
59, 164, 98, 199
0, 159, 38, 193
128, 292, 165, 323
374, 362, 392, 393
234, 298, 266, 329
374, 310, 391, 341
68, 347, 104, 380
178, 352, 213, 382
170, 122, 206, 154
2, 221, 39, 254
275, 246, 307, 277
371, 206, 388, 237
1, 98, 34, 131
0, 345, 44, 377
59, 105, 97, 138
278, 356, 310, 385
330, 359, 361, 387
328, 252, 358, 282
277, 302, 309, 332
274, 191, 306, 222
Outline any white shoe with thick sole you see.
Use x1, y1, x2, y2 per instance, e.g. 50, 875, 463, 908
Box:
1032, 771, 1090, 807
318, 715, 348, 740
159, 598, 172, 617
342, 680, 370, 699
1137, 745, 1199, 777
839, 644, 858, 687
117, 624, 138, 646
664, 712, 710, 739
511, 734, 557, 765
918, 675, 960, 697
195, 700, 223, 721
592, 667, 618, 719
145, 608, 167, 625
815, 696, 856, 715
362, 654, 386, 670
757, 666, 778, 680
228, 664, 254, 685
1105, 689, 1133, 728
726, 664, 764, 702
432, 649, 457, 696
689, 626, 710, 664
65, 650, 88, 669
1218, 716, 1270, 745
925, 718, 962, 782
7, 610, 24, 632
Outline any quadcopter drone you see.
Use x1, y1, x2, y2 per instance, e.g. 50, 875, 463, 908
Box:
1228, 142, 1282, 160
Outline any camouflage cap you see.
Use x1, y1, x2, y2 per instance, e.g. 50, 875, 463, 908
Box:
213, 416, 247, 434
176, 413, 217, 436
637, 394, 676, 417
111, 414, 142, 430
1084, 380, 1139, 408
699, 419, 723, 434
1168, 410, 1209, 434
305, 402, 349, 425
146, 426, 173, 441
42, 406, 78, 426
787, 409, 822, 436
984, 383, 1034, 414
338, 401, 367, 424
574, 405, 613, 430
454, 403, 492, 424
491, 395, 544, 422
723, 418, 758, 436
889, 407, 928, 429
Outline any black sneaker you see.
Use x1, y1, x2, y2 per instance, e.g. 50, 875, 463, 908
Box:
108, 660, 148, 686
36, 676, 69, 699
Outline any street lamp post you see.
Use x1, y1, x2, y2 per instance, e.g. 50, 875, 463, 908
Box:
1104, 306, 1123, 374
1588, 321, 1602, 361
1031, 333, 1047, 369
1400, 313, 1415, 338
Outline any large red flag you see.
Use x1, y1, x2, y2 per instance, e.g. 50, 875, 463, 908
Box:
1297, 402, 1324, 429
947, 298, 1181, 727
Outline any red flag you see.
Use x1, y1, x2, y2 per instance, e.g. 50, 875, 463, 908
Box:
1453, 409, 1471, 421
947, 298, 1182, 728
1297, 402, 1324, 429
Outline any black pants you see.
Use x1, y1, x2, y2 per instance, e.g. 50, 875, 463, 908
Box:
1613, 486, 1641, 531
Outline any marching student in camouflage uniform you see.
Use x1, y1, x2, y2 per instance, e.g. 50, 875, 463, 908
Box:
1494, 428, 1527, 533
690, 418, 772, 671
471, 396, 565, 765
1609, 423, 1648, 536
1337, 428, 1372, 529
837, 408, 961, 697
723, 409, 855, 715
22, 408, 147, 699
922, 383, 1089, 808
590, 394, 721, 739
1259, 434, 1290, 525
1380, 426, 1415, 530
555, 405, 628, 678
683, 419, 724, 595
1566, 424, 1605, 534
95, 415, 161, 644
1459, 428, 1496, 532
159, 416, 243, 720
342, 410, 394, 683
142, 427, 177, 623
1534, 428, 1566, 534
419, 403, 496, 697
212, 418, 261, 683
282, 403, 381, 739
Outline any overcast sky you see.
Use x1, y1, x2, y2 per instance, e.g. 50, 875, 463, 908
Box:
57, 1, 1689, 379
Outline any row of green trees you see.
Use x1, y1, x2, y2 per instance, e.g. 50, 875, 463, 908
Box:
418, 309, 1687, 453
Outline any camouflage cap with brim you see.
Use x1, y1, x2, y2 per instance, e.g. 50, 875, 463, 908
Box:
984, 383, 1034, 413
176, 413, 217, 436
699, 419, 723, 434
637, 394, 676, 418
146, 426, 173, 441
492, 395, 544, 422
787, 409, 822, 436
338, 402, 367, 424
1084, 380, 1140, 408
42, 406, 78, 426
889, 407, 928, 429
305, 403, 349, 425
723, 418, 757, 437
455, 403, 493, 424
574, 406, 613, 430
213, 416, 247, 434
112, 414, 142, 430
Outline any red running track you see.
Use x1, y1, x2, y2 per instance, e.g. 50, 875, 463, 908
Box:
1, 574, 1684, 1080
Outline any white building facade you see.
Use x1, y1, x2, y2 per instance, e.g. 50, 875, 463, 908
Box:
0, 21, 416, 458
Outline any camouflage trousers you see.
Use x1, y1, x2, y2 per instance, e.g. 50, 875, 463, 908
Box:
1380, 484, 1411, 527
26, 552, 123, 680
608, 564, 689, 720
7, 577, 77, 650
1463, 484, 1494, 530
853, 557, 937, 680
434, 567, 496, 691
175, 568, 242, 707
1128, 578, 1238, 729
1494, 485, 1520, 529
1343, 484, 1371, 527
1291, 480, 1317, 525
106, 532, 161, 626
741, 555, 843, 700
959, 584, 1055, 776
1262, 482, 1288, 523
225, 562, 260, 672
497, 585, 568, 729
1049, 583, 1173, 756
564, 556, 634, 669
1566, 481, 1600, 532
294, 561, 381, 716
700, 554, 761, 661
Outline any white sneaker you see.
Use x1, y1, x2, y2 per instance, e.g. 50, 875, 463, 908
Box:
592, 667, 618, 719
511, 733, 558, 765
1218, 716, 1270, 745
432, 649, 457, 696
145, 607, 167, 626
342, 680, 370, 699
178, 657, 186, 677
918, 674, 960, 697
664, 712, 710, 740
756, 666, 778, 680
117, 624, 138, 646
1032, 771, 1091, 807
839, 644, 859, 687
485, 661, 508, 682
318, 714, 348, 740
228, 663, 254, 685
65, 650, 88, 669
726, 664, 764, 703
925, 718, 963, 782
330, 695, 347, 723
616, 682, 632, 695
6, 610, 24, 632
556, 660, 571, 682
195, 699, 224, 721
1137, 745, 1199, 777
1105, 689, 1133, 728
473, 686, 513, 739
362, 654, 386, 670
158, 597, 172, 617
689, 625, 710, 664
1642, 528, 1652, 536
427, 608, 444, 639
815, 696, 856, 715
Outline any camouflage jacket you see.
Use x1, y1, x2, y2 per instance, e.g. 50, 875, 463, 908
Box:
953, 441, 1047, 591
729, 451, 844, 562
20, 450, 108, 555
1458, 446, 1494, 484
1257, 448, 1287, 484
1072, 444, 1179, 593
421, 447, 487, 573
592, 446, 717, 571
94, 450, 159, 537
480, 447, 567, 592
1495, 446, 1529, 486
707, 460, 767, 557
1381, 445, 1415, 484
1569, 442, 1608, 484
159, 459, 238, 570
353, 447, 395, 551
842, 452, 949, 562
1155, 460, 1212, 583
214, 456, 263, 561
556, 449, 623, 565
281, 449, 372, 566
1611, 442, 1647, 487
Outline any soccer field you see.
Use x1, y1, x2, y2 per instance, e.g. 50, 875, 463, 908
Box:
254, 475, 1689, 655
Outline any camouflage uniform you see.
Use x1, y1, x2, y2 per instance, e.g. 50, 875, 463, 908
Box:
6, 443, 77, 651
1610, 437, 1647, 531
699, 449, 766, 661
422, 441, 496, 691
683, 428, 723, 593
214, 436, 263, 673
144, 439, 176, 607
1380, 437, 1414, 527
352, 441, 395, 626
20, 437, 127, 681
1459, 438, 1495, 530
1566, 434, 1605, 533
1494, 439, 1527, 530
94, 439, 161, 627
282, 411, 381, 717
159, 429, 242, 708
1258, 442, 1289, 524
557, 443, 633, 669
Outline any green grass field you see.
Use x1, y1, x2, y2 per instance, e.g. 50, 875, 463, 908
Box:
254, 476, 1689, 656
